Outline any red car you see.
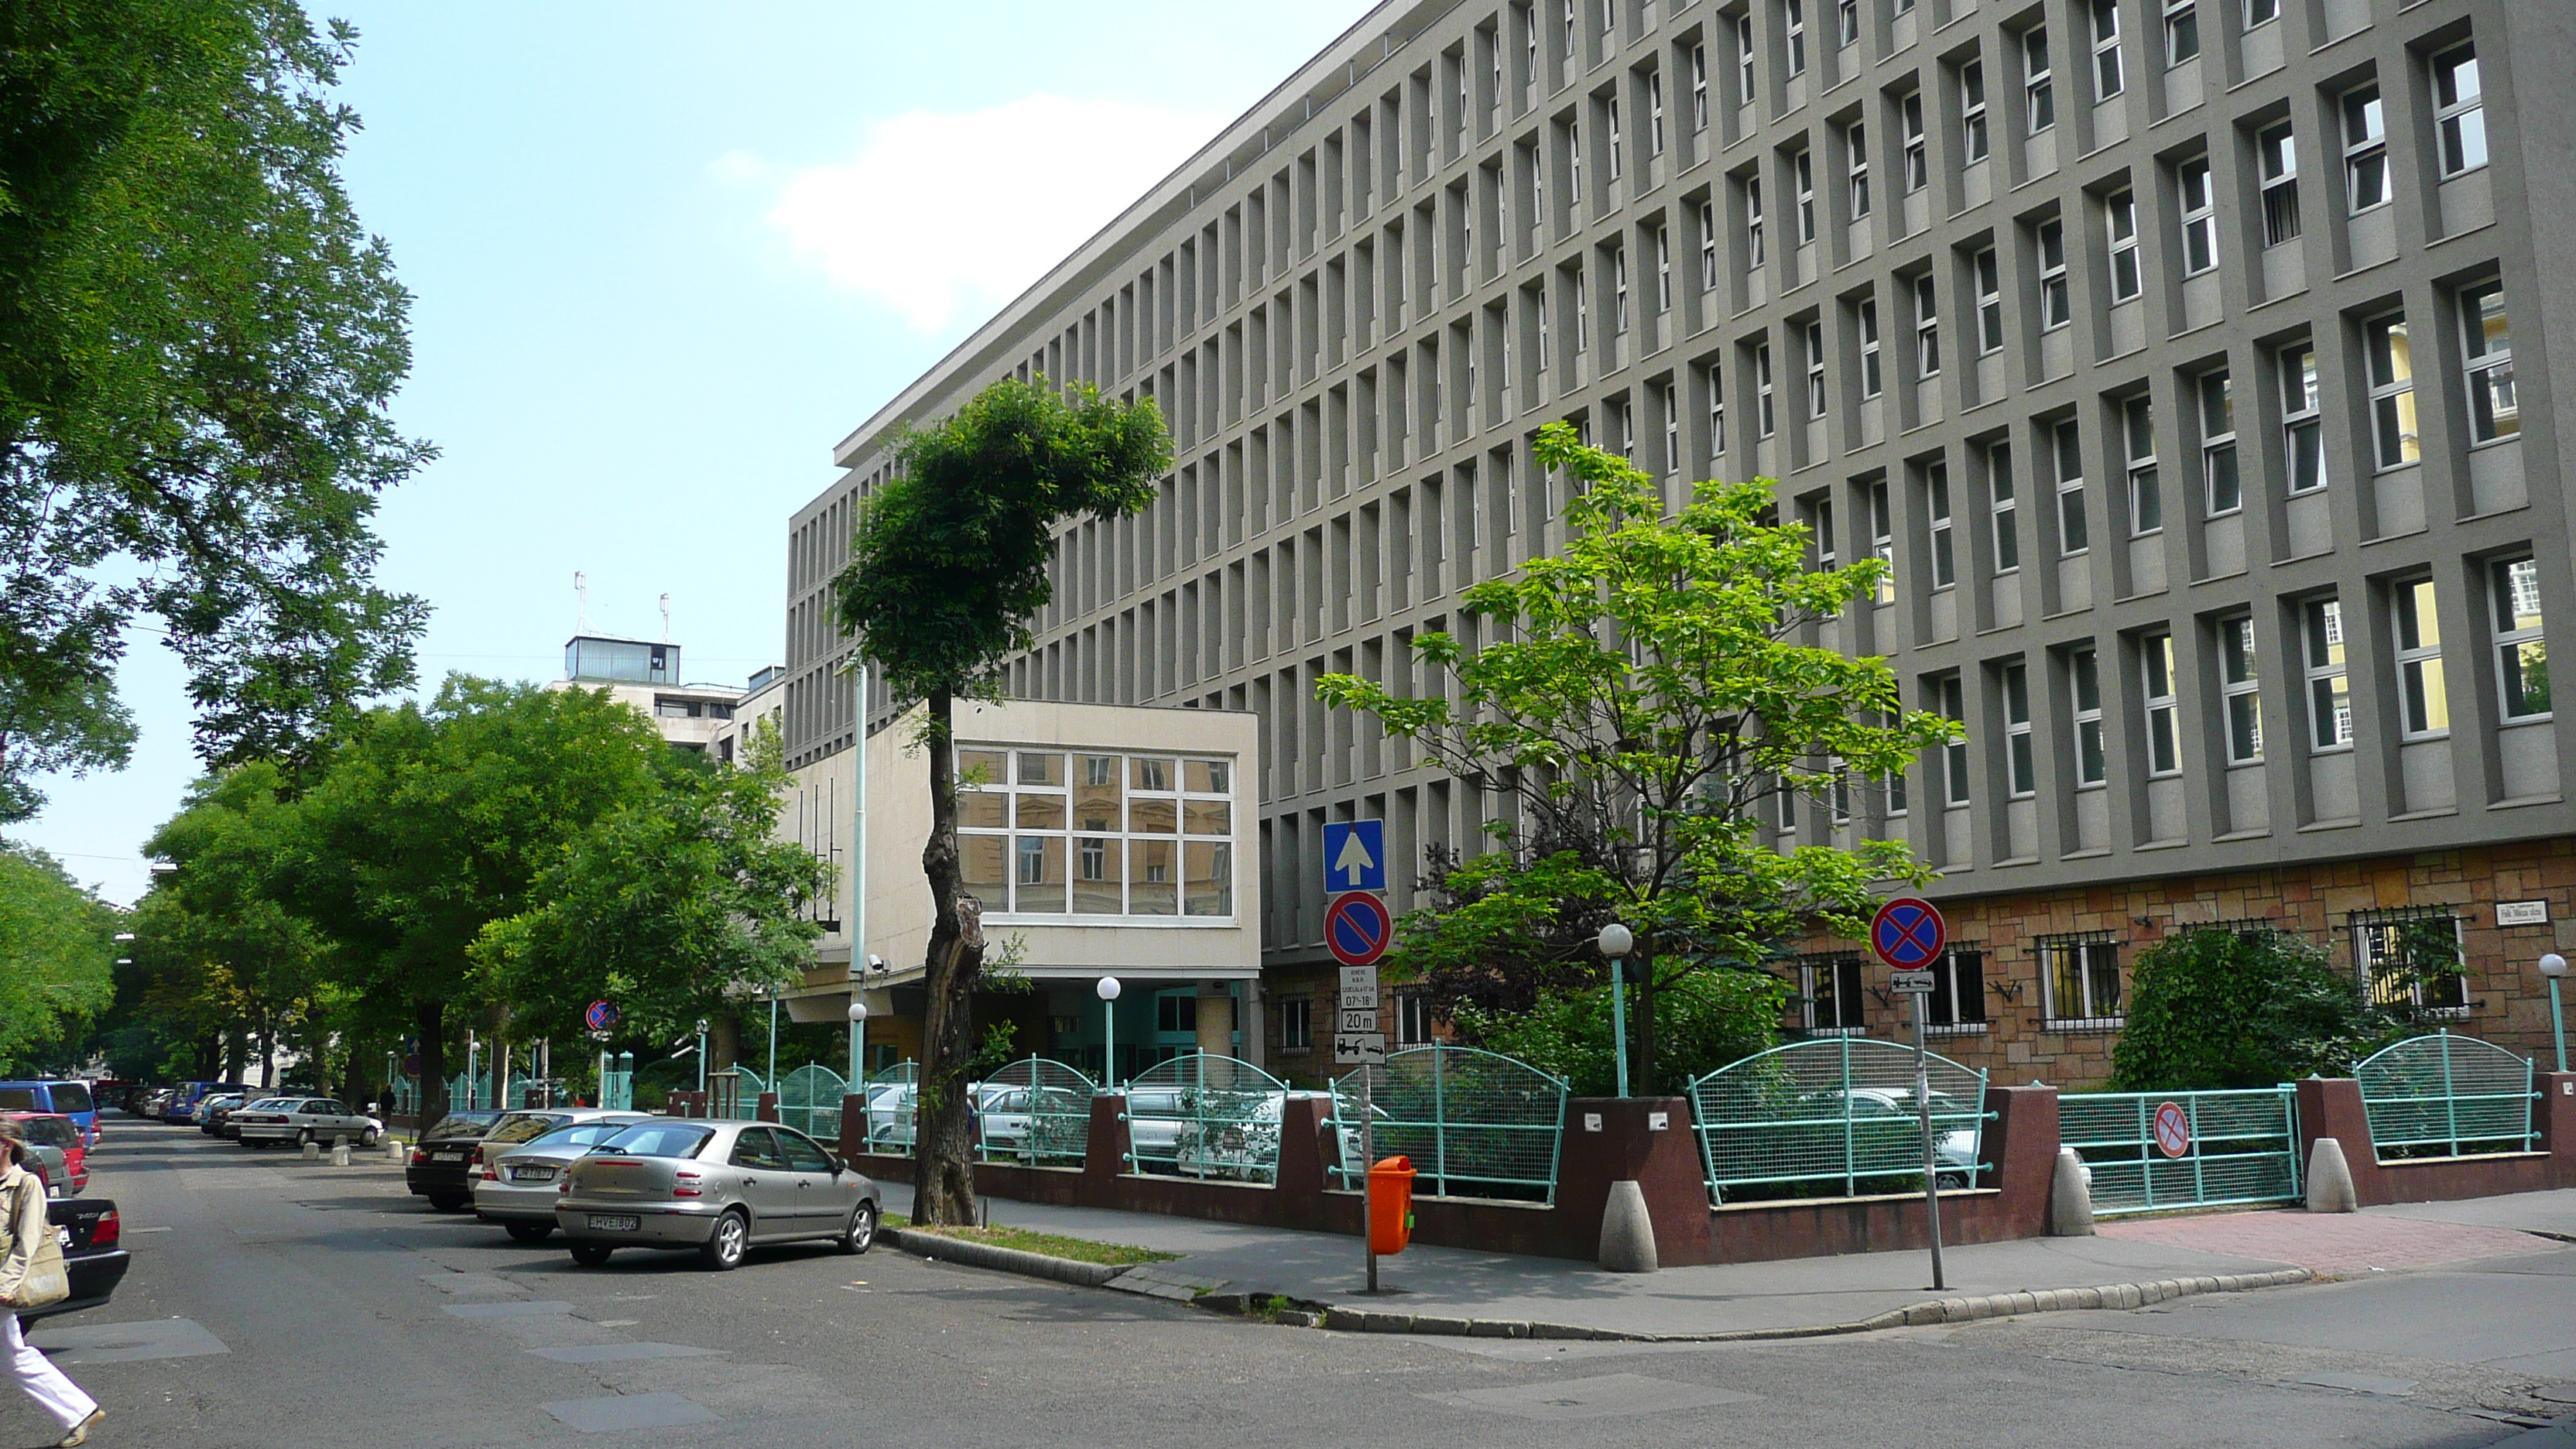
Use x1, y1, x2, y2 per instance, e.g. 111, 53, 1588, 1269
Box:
8, 1112, 87, 1194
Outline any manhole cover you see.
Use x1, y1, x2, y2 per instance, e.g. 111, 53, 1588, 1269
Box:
2526, 1385, 2576, 1404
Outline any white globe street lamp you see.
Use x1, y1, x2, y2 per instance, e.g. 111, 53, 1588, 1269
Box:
1097, 977, 1122, 1088
1598, 924, 1635, 1098
848, 997, 869, 1085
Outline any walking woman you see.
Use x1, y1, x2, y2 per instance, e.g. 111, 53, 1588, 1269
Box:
0, 1121, 99, 1445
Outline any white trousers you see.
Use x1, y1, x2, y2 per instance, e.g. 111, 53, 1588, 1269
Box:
3, 1312, 95, 1430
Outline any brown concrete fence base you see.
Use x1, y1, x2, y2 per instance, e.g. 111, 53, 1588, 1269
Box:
2297, 1071, 2576, 1207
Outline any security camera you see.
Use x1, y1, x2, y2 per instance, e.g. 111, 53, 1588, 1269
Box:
867, 954, 887, 971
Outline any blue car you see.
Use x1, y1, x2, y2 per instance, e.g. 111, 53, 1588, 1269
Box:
157, 1081, 248, 1129
0, 1081, 103, 1146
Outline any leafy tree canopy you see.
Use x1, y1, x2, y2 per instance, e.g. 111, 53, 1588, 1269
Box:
0, 844, 115, 1070
2109, 925, 2459, 1091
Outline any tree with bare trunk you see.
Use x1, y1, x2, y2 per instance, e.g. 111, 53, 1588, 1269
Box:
831, 378, 1167, 1225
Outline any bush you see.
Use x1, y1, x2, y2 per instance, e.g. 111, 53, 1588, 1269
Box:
1451, 967, 1786, 1097
2108, 929, 2390, 1090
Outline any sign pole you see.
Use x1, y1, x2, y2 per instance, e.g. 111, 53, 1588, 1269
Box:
1362, 1065, 1377, 1294
1913, 985, 1946, 1292
1872, 896, 1951, 1295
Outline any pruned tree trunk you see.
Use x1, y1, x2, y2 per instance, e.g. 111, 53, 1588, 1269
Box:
416, 1001, 448, 1129
913, 687, 985, 1224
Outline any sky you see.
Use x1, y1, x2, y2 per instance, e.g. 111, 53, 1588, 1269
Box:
15, 1, 1382, 907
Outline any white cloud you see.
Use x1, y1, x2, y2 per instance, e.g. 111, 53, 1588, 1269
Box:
764, 95, 1229, 334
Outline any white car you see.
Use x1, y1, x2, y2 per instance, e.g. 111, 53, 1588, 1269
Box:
233, 1097, 383, 1150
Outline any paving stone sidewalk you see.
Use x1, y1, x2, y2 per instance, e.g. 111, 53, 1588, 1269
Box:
2099, 1207, 2564, 1276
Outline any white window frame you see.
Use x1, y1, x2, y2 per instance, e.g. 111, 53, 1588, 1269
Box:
2024, 27, 2054, 134
1280, 997, 1313, 1052
2124, 395, 2160, 536
2177, 156, 2217, 276
2142, 631, 2180, 775
2281, 341, 2325, 493
1846, 120, 1870, 218
2394, 576, 2448, 739
960, 748, 1239, 920
1612, 246, 1630, 335
1974, 247, 2002, 355
2354, 915, 2468, 1015
1989, 440, 2019, 574
1812, 493, 1837, 570
2042, 936, 2126, 1026
1737, 13, 1758, 106
1756, 341, 1776, 437
1869, 477, 1895, 603
1692, 42, 1711, 130
2460, 280, 2516, 444
1704, 360, 1727, 465
2038, 218, 2071, 329
2219, 614, 2262, 764
2492, 557, 2550, 722
1785, 0, 1807, 77
1836, 0, 1859, 50
1794, 146, 1817, 244
1960, 59, 1989, 164
2342, 85, 2388, 215
1800, 954, 1866, 1033
1649, 71, 1667, 156
1927, 460, 1955, 589
2053, 417, 2088, 556
1902, 91, 1929, 193
2245, 0, 2279, 27
1927, 946, 1987, 1029
2071, 645, 2106, 784
2162, 0, 2198, 68
2434, 44, 2485, 179
2002, 658, 2035, 795
1937, 673, 1970, 806
2366, 312, 2418, 470
1858, 298, 1882, 399
1608, 95, 1624, 182
2303, 596, 2352, 752
1913, 272, 1940, 379
1654, 222, 1672, 312
2200, 369, 2239, 516
2259, 122, 2300, 248
1661, 384, 1680, 480
1745, 173, 1766, 266
1804, 318, 1828, 418
2106, 189, 2142, 302
1698, 200, 1719, 289
2091, 0, 2124, 101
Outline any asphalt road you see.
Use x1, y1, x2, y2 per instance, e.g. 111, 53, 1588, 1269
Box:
11, 1120, 2572, 1449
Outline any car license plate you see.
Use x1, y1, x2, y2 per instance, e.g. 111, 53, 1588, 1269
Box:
587, 1214, 639, 1232
432, 1152, 462, 1161
512, 1166, 556, 1182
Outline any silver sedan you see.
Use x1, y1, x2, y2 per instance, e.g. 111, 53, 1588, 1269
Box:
555, 1120, 880, 1271
471, 1112, 653, 1241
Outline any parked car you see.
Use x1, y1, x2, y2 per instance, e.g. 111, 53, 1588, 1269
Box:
471, 1112, 653, 1242
0, 1081, 102, 1146
405, 1111, 505, 1211
22, 1197, 126, 1324
160, 1081, 247, 1125
1821, 1088, 1982, 1188
195, 1094, 249, 1136
556, 1120, 879, 1270
232, 1097, 382, 1150
8, 1114, 85, 1197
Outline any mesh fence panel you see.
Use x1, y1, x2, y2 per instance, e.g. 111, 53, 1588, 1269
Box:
1329, 1046, 1569, 1204
862, 1062, 920, 1153
975, 1059, 1098, 1167
2356, 1031, 2536, 1162
2057, 1088, 2300, 1213
777, 1064, 847, 1145
1122, 1053, 1288, 1186
1690, 1037, 1988, 1204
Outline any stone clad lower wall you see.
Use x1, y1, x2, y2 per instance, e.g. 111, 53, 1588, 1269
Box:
2296, 1072, 2576, 1206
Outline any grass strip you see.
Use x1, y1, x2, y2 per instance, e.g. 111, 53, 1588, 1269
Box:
893, 1219, 1181, 1267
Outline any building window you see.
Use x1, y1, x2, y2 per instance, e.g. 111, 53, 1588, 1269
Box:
1989, 441, 2019, 572
1613, 247, 1631, 335
1396, 993, 1436, 1046
1973, 248, 2002, 355
1927, 461, 1955, 588
1698, 200, 1719, 289
2281, 342, 2324, 493
1745, 173, 1766, 266
2142, 631, 2180, 774
1961, 60, 1989, 163
957, 748, 1237, 919
1785, 0, 1808, 76
2354, 913, 2468, 1013
2177, 157, 2217, 276
1800, 954, 1865, 1033
1737, 13, 1757, 104
2219, 615, 2262, 763
2053, 417, 2088, 555
2395, 577, 2448, 738
1649, 72, 1667, 156
2492, 557, 2550, 721
2071, 645, 2106, 784
1902, 91, 1928, 193
2343, 84, 2387, 214
2304, 596, 2352, 751
2002, 659, 2035, 795
2366, 313, 2418, 469
2042, 934, 2125, 1025
1846, 121, 1870, 218
1756, 342, 1776, 437
1804, 319, 1828, 418
1913, 272, 1939, 379
1869, 478, 1895, 603
1705, 360, 1727, 463
2038, 219, 2071, 329
2024, 28, 2054, 133
1692, 41, 1710, 130
2461, 281, 2516, 444
2162, 0, 2197, 67
1662, 385, 1679, 479
2259, 122, 2300, 247
2245, 0, 2279, 26
1836, 0, 1859, 49
1928, 947, 1987, 1028
2091, 0, 2123, 101
2106, 190, 2141, 302
1607, 96, 1624, 181
2199, 369, 2239, 515
1156, 991, 1198, 1035
1280, 998, 1313, 1052
2434, 44, 2485, 178
1811, 492, 1837, 570
1793, 146, 1817, 244
1858, 298, 1882, 399
2123, 395, 2160, 536
1937, 673, 1969, 805
1655, 223, 1672, 312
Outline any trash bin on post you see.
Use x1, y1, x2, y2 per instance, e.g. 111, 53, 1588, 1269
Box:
1367, 1155, 1416, 1255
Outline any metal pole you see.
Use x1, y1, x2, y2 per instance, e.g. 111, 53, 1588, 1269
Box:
1913, 989, 1946, 1292
1103, 998, 1117, 1089
1610, 955, 1630, 1098
2551, 978, 2567, 1075
697, 1029, 707, 1098
1362, 1064, 1378, 1294
768, 996, 779, 1090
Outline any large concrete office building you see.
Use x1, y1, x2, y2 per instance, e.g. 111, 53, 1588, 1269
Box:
794, 0, 2576, 1086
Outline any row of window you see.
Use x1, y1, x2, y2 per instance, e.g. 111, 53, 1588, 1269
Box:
956, 748, 1241, 919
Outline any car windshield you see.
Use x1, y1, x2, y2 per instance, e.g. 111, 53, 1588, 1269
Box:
523, 1121, 638, 1153
17, 1118, 74, 1148
484, 1113, 570, 1147
423, 1112, 498, 1139
588, 1123, 714, 1159
248, 1098, 296, 1111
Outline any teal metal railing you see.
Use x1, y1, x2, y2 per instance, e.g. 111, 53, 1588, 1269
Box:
2356, 1030, 2537, 1163
2058, 1087, 2300, 1214
1689, 1036, 1989, 1204
1328, 1046, 1568, 1204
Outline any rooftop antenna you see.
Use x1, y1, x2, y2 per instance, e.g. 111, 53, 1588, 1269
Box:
659, 593, 672, 644
574, 571, 589, 634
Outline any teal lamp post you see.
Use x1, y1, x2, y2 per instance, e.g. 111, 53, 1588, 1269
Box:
2542, 953, 2567, 1074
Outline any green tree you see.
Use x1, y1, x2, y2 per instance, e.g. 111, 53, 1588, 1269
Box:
1451, 966, 1788, 1098
0, 845, 115, 1070
831, 377, 1168, 1223
1317, 423, 1953, 1093
2109, 928, 2396, 1090
0, 0, 430, 817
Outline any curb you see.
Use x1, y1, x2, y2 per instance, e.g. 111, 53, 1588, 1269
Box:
882, 1227, 1132, 1288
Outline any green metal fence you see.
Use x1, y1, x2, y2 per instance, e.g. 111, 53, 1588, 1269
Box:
719, 1068, 765, 1120
2356, 1030, 2537, 1163
1689, 1037, 1989, 1204
975, 1059, 1097, 1167
861, 1062, 920, 1153
1121, 1053, 1288, 1185
2058, 1088, 2300, 1214
1327, 1046, 1569, 1204
777, 1064, 847, 1145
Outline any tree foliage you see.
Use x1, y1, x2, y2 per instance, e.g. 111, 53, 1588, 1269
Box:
1452, 967, 1789, 1098
1317, 423, 1953, 1091
832, 377, 1168, 1223
2108, 927, 2436, 1090
0, 0, 430, 817
0, 845, 115, 1070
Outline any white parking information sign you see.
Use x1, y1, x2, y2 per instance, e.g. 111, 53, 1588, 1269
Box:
1334, 1033, 1388, 1066
1888, 970, 1937, 993
1338, 964, 1379, 1010
1338, 1008, 1379, 1033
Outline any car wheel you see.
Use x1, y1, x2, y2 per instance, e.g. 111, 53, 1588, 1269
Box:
568, 1242, 614, 1267
699, 1210, 748, 1271
840, 1202, 877, 1255
428, 1194, 468, 1212
504, 1221, 554, 1244
360, 1129, 380, 1149
296, 1129, 313, 1148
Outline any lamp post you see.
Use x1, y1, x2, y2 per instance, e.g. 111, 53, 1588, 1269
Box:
848, 998, 868, 1085
1097, 977, 1122, 1088
2543, 954, 2568, 1075
695, 1018, 709, 1098
1598, 923, 1635, 1098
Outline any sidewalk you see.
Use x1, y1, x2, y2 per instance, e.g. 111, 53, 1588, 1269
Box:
873, 1180, 2556, 1340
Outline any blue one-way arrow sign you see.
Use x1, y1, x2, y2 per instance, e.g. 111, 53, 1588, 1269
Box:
1323, 820, 1387, 892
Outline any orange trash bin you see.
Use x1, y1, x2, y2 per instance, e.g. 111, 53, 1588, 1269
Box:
1367, 1155, 1417, 1255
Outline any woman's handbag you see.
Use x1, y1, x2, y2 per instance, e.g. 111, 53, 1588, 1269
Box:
0, 1177, 68, 1309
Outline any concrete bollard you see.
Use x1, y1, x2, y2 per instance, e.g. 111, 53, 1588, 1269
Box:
2049, 1147, 2096, 1236
299, 1141, 319, 1162
2306, 1136, 2358, 1212
330, 1143, 350, 1167
1598, 1179, 1660, 1273
387, 1139, 406, 1164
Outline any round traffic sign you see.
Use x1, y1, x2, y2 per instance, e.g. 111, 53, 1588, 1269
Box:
400, 1053, 421, 1080
1869, 897, 1947, 970
584, 999, 620, 1032
2153, 1101, 2191, 1159
1325, 892, 1395, 967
